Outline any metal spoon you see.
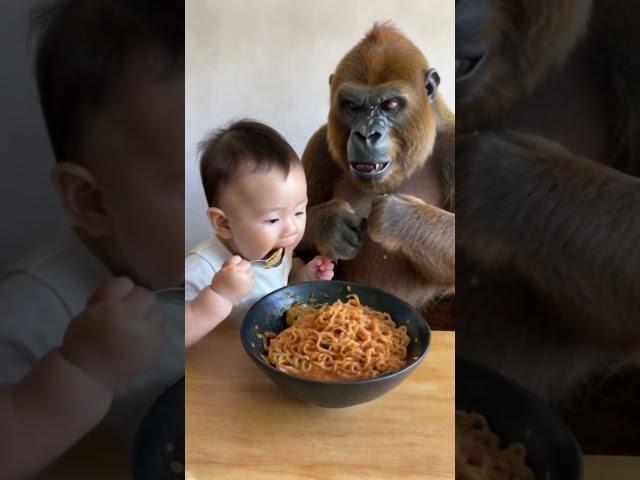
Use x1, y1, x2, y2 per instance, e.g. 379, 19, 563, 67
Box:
249, 248, 284, 269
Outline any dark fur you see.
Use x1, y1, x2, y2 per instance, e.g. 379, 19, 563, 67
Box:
456, 0, 640, 404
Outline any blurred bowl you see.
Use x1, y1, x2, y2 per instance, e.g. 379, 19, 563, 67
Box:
132, 377, 185, 480
240, 280, 431, 408
456, 356, 583, 479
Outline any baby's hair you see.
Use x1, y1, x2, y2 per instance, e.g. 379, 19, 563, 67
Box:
30, 0, 184, 162
199, 120, 300, 207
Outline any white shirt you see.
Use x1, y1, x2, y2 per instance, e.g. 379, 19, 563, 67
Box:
185, 235, 291, 323
0, 233, 184, 438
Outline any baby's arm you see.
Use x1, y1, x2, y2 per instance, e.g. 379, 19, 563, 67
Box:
289, 255, 335, 283
185, 289, 232, 348
0, 349, 113, 480
185, 255, 254, 348
0, 276, 164, 479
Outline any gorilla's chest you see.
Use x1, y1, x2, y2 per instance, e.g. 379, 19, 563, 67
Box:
331, 162, 442, 218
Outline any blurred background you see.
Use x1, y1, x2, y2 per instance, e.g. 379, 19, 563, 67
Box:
185, 0, 455, 250
0, 0, 66, 268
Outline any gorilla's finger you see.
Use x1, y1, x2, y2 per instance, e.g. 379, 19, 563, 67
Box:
339, 225, 361, 248
344, 214, 366, 232
333, 241, 360, 260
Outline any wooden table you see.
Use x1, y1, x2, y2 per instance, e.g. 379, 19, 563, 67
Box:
584, 456, 640, 480
186, 322, 455, 480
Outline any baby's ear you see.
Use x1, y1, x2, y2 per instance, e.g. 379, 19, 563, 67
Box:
207, 207, 232, 239
51, 163, 111, 238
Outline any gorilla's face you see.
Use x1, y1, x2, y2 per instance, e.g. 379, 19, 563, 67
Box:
338, 83, 405, 181
456, 0, 593, 133
455, 0, 491, 101
327, 69, 439, 193
325, 26, 443, 193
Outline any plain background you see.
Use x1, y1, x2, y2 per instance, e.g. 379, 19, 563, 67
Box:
0, 1, 454, 267
0, 0, 67, 268
186, 0, 455, 250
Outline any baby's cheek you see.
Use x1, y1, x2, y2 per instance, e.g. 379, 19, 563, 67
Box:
296, 219, 306, 239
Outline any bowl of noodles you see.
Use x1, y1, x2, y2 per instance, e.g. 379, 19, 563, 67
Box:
240, 280, 431, 408
456, 356, 583, 480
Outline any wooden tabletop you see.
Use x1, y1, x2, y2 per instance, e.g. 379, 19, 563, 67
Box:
185, 321, 455, 480
584, 456, 640, 480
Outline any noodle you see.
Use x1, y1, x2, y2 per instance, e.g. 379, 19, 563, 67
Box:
456, 410, 535, 480
265, 294, 410, 381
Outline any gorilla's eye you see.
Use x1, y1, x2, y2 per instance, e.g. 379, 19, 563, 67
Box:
341, 99, 360, 113
381, 99, 400, 112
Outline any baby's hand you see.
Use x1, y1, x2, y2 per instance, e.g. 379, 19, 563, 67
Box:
210, 255, 255, 303
303, 255, 335, 281
60, 277, 166, 389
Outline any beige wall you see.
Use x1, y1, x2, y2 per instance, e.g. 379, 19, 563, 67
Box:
186, 0, 455, 249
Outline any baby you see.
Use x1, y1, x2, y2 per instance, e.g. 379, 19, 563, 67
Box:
185, 120, 334, 346
0, 0, 184, 477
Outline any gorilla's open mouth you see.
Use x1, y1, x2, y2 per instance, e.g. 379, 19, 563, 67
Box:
455, 54, 485, 82
349, 161, 390, 177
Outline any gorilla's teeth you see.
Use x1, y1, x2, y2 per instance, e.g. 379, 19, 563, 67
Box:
351, 162, 388, 174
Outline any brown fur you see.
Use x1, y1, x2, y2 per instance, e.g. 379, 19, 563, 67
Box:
457, 0, 640, 404
299, 23, 455, 327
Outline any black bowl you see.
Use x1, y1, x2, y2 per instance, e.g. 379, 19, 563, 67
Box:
240, 280, 431, 408
456, 356, 583, 479
131, 377, 185, 480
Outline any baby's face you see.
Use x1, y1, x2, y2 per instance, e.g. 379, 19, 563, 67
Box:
81, 67, 185, 289
219, 162, 308, 261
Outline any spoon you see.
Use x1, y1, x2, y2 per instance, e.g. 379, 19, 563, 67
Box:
249, 248, 284, 269
154, 249, 283, 304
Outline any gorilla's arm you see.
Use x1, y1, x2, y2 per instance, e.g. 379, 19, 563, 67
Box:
368, 194, 454, 286
366, 124, 455, 286
457, 131, 640, 342
298, 126, 366, 260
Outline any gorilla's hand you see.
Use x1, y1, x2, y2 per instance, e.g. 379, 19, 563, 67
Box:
304, 199, 366, 260
368, 192, 454, 284
368, 193, 424, 251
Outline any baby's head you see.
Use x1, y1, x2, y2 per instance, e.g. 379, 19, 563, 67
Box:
31, 0, 184, 289
199, 120, 307, 261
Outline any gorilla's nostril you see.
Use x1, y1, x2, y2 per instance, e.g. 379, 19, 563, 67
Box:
368, 132, 382, 144
354, 132, 367, 142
